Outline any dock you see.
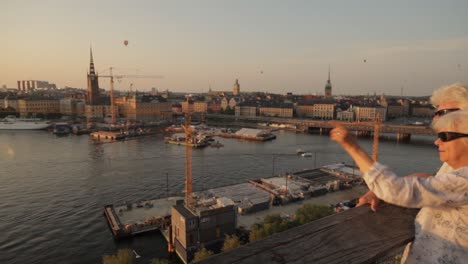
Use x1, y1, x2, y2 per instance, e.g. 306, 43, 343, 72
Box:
104, 197, 182, 239
104, 164, 363, 239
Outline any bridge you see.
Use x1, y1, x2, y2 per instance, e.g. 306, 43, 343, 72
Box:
206, 114, 434, 140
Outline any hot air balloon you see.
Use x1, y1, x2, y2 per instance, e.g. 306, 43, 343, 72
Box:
124, 40, 129, 46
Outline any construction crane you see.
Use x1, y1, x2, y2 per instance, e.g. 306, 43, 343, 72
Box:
181, 112, 193, 208
372, 113, 382, 161
100, 67, 164, 124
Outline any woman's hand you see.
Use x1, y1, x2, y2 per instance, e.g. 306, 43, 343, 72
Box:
329, 121, 357, 147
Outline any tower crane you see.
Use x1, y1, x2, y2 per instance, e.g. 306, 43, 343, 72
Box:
100, 67, 164, 124
181, 111, 193, 208
372, 113, 382, 161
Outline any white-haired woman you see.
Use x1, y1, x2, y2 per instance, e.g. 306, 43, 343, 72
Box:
358, 83, 468, 211
330, 110, 468, 263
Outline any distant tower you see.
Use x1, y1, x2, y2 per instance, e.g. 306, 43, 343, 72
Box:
233, 79, 240, 96
87, 47, 100, 105
324, 66, 332, 98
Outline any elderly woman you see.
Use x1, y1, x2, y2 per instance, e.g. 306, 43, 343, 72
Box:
330, 110, 468, 263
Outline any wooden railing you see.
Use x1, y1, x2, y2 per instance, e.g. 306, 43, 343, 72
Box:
196, 204, 419, 264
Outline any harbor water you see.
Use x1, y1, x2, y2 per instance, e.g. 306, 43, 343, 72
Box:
0, 129, 441, 264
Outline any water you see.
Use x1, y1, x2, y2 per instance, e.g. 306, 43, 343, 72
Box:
0, 129, 441, 264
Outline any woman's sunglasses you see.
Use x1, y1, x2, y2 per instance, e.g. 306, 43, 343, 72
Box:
437, 131, 468, 142
434, 108, 460, 117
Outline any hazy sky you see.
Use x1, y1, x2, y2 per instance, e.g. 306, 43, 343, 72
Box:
2, 0, 468, 96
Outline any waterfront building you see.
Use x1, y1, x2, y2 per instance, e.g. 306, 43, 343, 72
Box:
208, 100, 222, 113
172, 103, 183, 114
116, 95, 172, 121
386, 103, 405, 118
84, 105, 111, 120
324, 66, 332, 98
336, 109, 355, 121
228, 97, 241, 110
233, 79, 240, 96
354, 105, 387, 122
17, 98, 60, 117
181, 99, 194, 113
296, 103, 335, 119
193, 101, 208, 113
3, 94, 18, 111
259, 105, 293, 118
411, 105, 434, 118
59, 98, 86, 118
220, 97, 229, 111
235, 105, 257, 117
86, 48, 100, 106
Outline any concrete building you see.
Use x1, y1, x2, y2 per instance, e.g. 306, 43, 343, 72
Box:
17, 80, 56, 93
171, 202, 236, 263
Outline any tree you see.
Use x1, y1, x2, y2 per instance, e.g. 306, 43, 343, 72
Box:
192, 245, 214, 263
222, 234, 241, 252
102, 248, 134, 264
248, 223, 267, 242
295, 204, 333, 225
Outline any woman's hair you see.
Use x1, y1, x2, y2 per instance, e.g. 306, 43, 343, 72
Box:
433, 110, 468, 144
430, 83, 468, 109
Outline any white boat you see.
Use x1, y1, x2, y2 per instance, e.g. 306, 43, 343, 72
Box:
301, 152, 313, 157
0, 115, 50, 130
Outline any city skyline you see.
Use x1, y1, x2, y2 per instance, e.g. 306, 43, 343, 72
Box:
2, 0, 468, 96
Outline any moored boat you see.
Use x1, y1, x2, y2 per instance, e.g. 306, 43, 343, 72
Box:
0, 115, 50, 130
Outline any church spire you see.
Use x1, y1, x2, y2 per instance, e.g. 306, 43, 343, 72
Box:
324, 65, 332, 98
89, 46, 96, 75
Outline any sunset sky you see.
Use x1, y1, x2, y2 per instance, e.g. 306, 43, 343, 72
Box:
2, 0, 468, 96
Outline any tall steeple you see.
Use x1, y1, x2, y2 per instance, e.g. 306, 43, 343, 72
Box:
89, 47, 96, 75
233, 79, 240, 96
87, 47, 100, 105
324, 65, 332, 98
